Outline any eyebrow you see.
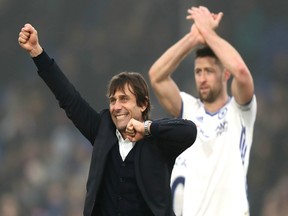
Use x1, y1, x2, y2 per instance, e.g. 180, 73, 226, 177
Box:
109, 93, 129, 99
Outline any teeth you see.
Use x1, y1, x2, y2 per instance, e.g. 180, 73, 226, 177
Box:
116, 114, 127, 119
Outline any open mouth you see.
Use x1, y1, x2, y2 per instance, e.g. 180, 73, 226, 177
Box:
115, 113, 129, 120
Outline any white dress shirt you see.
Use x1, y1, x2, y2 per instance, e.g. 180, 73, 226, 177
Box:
116, 129, 136, 161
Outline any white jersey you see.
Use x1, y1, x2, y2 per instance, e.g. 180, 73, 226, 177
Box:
170, 92, 257, 216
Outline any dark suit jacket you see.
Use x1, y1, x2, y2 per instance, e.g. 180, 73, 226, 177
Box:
33, 51, 197, 216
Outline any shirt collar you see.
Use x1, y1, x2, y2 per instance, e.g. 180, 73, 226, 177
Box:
115, 129, 135, 144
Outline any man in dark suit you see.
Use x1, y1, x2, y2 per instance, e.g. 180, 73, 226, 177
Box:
18, 23, 197, 216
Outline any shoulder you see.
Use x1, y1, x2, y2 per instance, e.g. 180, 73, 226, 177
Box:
180, 91, 197, 101
180, 91, 202, 119
99, 109, 114, 121
229, 95, 257, 126
230, 95, 257, 112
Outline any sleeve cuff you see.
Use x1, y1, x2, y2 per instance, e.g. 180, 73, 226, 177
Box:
32, 50, 53, 71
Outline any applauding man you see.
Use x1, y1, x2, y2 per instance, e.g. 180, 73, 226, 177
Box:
149, 6, 256, 216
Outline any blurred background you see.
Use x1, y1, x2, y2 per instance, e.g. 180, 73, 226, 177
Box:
1, 0, 288, 215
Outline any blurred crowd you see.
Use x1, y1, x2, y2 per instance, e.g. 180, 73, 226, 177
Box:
0, 80, 92, 215
1, 0, 288, 215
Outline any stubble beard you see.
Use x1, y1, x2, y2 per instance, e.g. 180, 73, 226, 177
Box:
199, 86, 222, 104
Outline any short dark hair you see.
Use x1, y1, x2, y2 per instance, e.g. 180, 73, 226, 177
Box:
195, 46, 217, 58
107, 72, 151, 120
195, 46, 222, 67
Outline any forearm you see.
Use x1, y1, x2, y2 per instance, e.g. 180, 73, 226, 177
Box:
201, 29, 249, 76
202, 29, 254, 103
150, 118, 197, 143
148, 32, 201, 117
149, 32, 199, 83
33, 51, 99, 143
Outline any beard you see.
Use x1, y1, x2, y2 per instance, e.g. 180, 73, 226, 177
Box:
198, 86, 222, 103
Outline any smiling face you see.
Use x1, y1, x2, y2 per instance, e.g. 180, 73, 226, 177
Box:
109, 84, 147, 132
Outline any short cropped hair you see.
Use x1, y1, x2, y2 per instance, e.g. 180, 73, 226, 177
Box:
195, 46, 217, 58
195, 46, 223, 68
107, 72, 151, 120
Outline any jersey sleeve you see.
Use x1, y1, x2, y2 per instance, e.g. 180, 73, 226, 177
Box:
232, 95, 257, 128
180, 92, 199, 120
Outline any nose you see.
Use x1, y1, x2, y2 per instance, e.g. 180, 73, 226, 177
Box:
111, 99, 122, 110
198, 72, 207, 83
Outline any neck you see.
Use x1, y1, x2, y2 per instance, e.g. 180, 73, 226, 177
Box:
204, 94, 229, 113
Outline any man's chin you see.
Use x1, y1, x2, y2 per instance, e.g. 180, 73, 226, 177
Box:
199, 94, 211, 103
116, 123, 127, 132
199, 94, 207, 101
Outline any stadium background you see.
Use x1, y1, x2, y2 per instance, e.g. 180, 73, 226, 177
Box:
1, 0, 287, 215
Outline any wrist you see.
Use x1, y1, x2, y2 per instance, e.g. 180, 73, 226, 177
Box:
30, 45, 43, 57
144, 120, 152, 136
187, 32, 203, 47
